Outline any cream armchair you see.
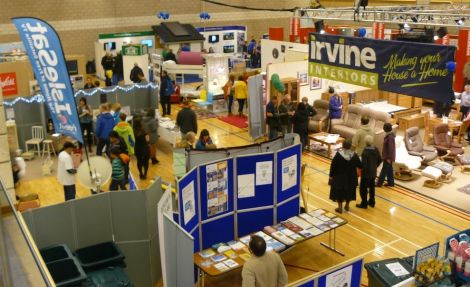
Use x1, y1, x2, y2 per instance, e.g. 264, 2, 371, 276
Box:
393, 136, 422, 181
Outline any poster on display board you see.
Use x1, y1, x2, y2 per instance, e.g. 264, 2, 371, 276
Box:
206, 160, 229, 217
0, 72, 18, 96
282, 154, 297, 191
308, 33, 456, 103
12, 17, 83, 142
182, 181, 196, 225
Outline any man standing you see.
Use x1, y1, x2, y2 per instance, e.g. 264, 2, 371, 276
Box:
95, 103, 115, 156
279, 95, 295, 134
352, 116, 374, 156
460, 85, 470, 120
160, 70, 174, 116
176, 98, 198, 137
112, 51, 124, 85
266, 96, 281, 140
130, 63, 144, 83
242, 235, 288, 287
356, 135, 381, 209
101, 51, 114, 86
377, 123, 395, 187
57, 142, 77, 201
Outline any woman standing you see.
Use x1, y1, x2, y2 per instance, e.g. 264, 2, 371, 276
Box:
329, 140, 361, 213
142, 109, 160, 164
233, 75, 248, 117
223, 75, 235, 116
292, 102, 310, 150
133, 119, 150, 180
77, 97, 93, 151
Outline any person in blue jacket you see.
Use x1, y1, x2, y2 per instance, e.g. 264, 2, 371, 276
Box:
95, 103, 115, 156
329, 93, 343, 132
160, 71, 174, 116
195, 129, 215, 150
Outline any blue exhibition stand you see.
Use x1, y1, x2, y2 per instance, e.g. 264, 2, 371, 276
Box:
276, 144, 301, 222
177, 167, 200, 253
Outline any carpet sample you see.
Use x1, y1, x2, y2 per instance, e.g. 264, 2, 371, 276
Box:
218, 115, 248, 129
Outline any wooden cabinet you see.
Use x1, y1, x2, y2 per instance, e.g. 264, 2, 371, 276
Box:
270, 77, 299, 102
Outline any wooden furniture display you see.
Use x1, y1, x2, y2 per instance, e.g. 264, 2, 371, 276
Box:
399, 113, 426, 132
424, 117, 463, 145
270, 77, 299, 102
309, 132, 345, 158
393, 107, 422, 125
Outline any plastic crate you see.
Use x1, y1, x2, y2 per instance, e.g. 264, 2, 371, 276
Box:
46, 258, 87, 287
444, 229, 470, 283
40, 244, 73, 264
86, 266, 133, 287
75, 242, 125, 271
365, 258, 414, 287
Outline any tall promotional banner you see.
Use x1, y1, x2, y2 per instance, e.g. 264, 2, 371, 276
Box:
12, 17, 83, 142
308, 33, 456, 103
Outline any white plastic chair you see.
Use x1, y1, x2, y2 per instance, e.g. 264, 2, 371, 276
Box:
25, 126, 44, 155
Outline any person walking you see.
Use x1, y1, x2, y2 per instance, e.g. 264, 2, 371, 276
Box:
113, 51, 124, 85
223, 75, 235, 115
133, 119, 150, 180
356, 136, 382, 209
328, 93, 343, 132
95, 103, 115, 156
57, 142, 77, 201
113, 113, 135, 156
352, 116, 374, 156
266, 96, 282, 140
329, 139, 361, 213
109, 147, 126, 191
176, 98, 198, 137
279, 95, 295, 135
377, 123, 396, 187
130, 63, 144, 83
77, 97, 93, 151
142, 109, 160, 164
101, 51, 114, 86
160, 70, 174, 116
234, 75, 248, 117
292, 102, 310, 150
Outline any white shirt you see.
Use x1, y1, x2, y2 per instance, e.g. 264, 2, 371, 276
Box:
57, 151, 75, 186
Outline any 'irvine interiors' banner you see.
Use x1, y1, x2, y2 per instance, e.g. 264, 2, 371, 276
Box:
12, 17, 83, 142
308, 33, 456, 103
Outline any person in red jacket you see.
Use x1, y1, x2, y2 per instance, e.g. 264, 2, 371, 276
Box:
377, 123, 395, 187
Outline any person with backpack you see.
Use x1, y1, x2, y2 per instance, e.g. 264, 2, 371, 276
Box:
160, 70, 174, 116
109, 147, 126, 191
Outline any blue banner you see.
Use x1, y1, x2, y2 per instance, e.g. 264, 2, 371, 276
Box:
308, 34, 456, 103
12, 17, 83, 142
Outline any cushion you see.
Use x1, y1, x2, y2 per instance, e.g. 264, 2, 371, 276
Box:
457, 154, 470, 165
432, 161, 454, 174
331, 125, 356, 139
423, 166, 442, 180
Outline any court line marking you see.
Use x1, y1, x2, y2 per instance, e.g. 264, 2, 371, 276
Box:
302, 162, 461, 232
305, 190, 422, 249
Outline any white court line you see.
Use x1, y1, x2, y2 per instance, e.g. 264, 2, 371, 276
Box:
305, 191, 422, 249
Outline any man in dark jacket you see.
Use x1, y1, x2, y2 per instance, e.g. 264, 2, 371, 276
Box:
164, 49, 177, 62
95, 104, 115, 156
266, 96, 281, 140
112, 51, 124, 85
357, 135, 382, 208
279, 95, 295, 134
176, 98, 197, 137
377, 123, 395, 187
160, 71, 174, 116
130, 63, 144, 83
101, 52, 114, 86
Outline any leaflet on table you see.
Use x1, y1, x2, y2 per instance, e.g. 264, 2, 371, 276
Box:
199, 249, 216, 258
299, 213, 324, 226
333, 217, 345, 224
281, 155, 297, 191
206, 161, 229, 217
280, 221, 303, 233
227, 240, 246, 251
213, 262, 229, 272
237, 173, 255, 198
182, 181, 196, 225
211, 254, 227, 263
325, 134, 340, 143
385, 262, 410, 277
288, 216, 313, 229
224, 259, 240, 269
309, 209, 326, 217
256, 161, 273, 185
224, 250, 238, 259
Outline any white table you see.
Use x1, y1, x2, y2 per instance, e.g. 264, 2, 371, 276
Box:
158, 118, 180, 148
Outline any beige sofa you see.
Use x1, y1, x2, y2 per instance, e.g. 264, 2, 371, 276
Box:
308, 99, 329, 133
331, 104, 395, 153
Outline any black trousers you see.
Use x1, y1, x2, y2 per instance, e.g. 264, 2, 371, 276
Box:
109, 178, 126, 191
96, 138, 110, 156
136, 154, 149, 177
63, 185, 76, 201
237, 99, 246, 113
359, 177, 375, 206
80, 122, 93, 150
160, 96, 171, 115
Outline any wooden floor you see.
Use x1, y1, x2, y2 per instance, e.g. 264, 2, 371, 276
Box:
15, 104, 470, 286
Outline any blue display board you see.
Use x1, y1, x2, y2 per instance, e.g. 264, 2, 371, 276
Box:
294, 258, 363, 287
276, 144, 301, 223
238, 209, 274, 237
201, 215, 235, 249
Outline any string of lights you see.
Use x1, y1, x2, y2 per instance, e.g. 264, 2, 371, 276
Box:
3, 83, 159, 107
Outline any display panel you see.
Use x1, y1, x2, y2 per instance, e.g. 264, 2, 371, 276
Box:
223, 45, 234, 53
141, 39, 153, 47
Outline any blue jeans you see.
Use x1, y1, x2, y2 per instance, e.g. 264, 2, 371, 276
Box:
378, 161, 394, 187
64, 185, 76, 201
112, 73, 123, 86
227, 96, 234, 114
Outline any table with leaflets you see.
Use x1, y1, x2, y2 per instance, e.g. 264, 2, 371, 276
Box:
194, 208, 348, 284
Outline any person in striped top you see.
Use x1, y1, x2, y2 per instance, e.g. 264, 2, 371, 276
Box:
109, 147, 126, 191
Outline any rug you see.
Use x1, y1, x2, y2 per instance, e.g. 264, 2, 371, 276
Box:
457, 184, 470, 195
218, 115, 248, 129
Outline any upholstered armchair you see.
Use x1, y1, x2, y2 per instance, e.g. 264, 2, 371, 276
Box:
433, 123, 464, 164
393, 136, 422, 181
404, 127, 438, 165
308, 100, 329, 133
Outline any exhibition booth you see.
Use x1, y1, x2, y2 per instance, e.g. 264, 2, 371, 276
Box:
196, 25, 246, 54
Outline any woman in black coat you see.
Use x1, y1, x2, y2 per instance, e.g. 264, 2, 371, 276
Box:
292, 102, 310, 149
329, 139, 362, 213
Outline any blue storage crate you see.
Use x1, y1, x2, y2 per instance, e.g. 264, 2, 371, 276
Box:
75, 241, 125, 271
40, 244, 73, 264
444, 229, 470, 283
46, 258, 87, 287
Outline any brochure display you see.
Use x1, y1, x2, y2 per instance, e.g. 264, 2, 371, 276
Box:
178, 144, 302, 251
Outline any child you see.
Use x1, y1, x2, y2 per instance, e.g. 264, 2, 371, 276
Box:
109, 147, 126, 191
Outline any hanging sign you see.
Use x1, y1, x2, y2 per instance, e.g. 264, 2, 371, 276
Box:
12, 17, 83, 142
0, 72, 18, 96
308, 33, 456, 103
